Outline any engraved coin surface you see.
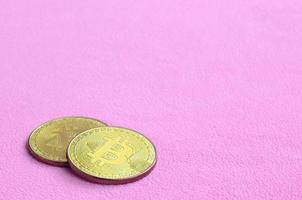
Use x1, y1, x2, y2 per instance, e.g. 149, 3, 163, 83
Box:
28, 117, 107, 166
67, 127, 157, 184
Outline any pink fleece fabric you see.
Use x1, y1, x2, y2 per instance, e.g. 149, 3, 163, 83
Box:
1, 0, 302, 199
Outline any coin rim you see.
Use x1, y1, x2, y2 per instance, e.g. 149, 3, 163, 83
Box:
28, 116, 108, 167
67, 126, 157, 184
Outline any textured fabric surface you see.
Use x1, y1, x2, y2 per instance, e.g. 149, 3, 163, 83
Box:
1, 0, 302, 199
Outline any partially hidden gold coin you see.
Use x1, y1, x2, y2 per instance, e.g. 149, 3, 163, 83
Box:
67, 127, 157, 184
28, 117, 107, 166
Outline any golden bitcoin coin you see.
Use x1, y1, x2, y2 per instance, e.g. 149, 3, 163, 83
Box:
28, 117, 107, 166
67, 127, 157, 184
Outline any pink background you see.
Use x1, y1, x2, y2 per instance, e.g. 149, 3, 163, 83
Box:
1, 0, 302, 199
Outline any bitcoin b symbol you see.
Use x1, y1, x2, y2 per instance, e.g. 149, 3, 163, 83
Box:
87, 137, 134, 166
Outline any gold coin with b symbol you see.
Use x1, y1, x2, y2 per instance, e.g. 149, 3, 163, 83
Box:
28, 117, 107, 166
67, 127, 157, 184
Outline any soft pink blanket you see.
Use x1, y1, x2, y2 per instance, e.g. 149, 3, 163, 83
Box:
1, 0, 302, 199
